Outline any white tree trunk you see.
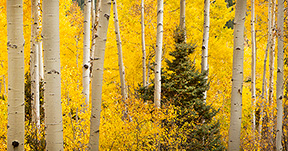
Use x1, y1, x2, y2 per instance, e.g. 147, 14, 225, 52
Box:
88, 0, 111, 150
228, 0, 247, 150
7, 0, 25, 150
31, 0, 40, 130
37, 0, 44, 80
91, 0, 101, 63
250, 0, 256, 143
141, 0, 146, 87
83, 0, 91, 106
154, 0, 164, 108
267, 0, 275, 147
112, 0, 128, 101
179, 0, 185, 41
91, 0, 101, 83
276, 0, 284, 149
39, 41, 44, 80
268, 0, 274, 104
201, 0, 210, 103
42, 0, 64, 150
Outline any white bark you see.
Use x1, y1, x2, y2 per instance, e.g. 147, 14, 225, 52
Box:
154, 0, 164, 108
88, 0, 111, 150
39, 41, 44, 80
276, 0, 284, 149
31, 0, 40, 130
42, 0, 64, 150
37, 0, 44, 80
83, 0, 91, 106
268, 0, 275, 104
7, 0, 25, 150
250, 0, 256, 142
201, 0, 210, 103
141, 0, 146, 87
179, 0, 185, 41
268, 0, 276, 147
91, 0, 95, 57
112, 0, 128, 101
91, 0, 101, 63
228, 0, 247, 150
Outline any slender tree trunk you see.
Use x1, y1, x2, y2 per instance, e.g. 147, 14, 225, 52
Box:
201, 0, 210, 103
154, 0, 164, 108
112, 0, 129, 118
7, 0, 25, 150
228, 0, 247, 150
251, 0, 256, 144
91, 0, 101, 73
37, 0, 44, 80
179, 0, 185, 41
83, 0, 91, 106
31, 0, 40, 131
88, 0, 111, 150
42, 0, 64, 150
276, 0, 284, 149
141, 0, 146, 87
268, 0, 273, 104
268, 0, 276, 148
39, 41, 44, 80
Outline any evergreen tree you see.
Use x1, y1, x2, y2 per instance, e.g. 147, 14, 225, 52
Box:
139, 28, 225, 150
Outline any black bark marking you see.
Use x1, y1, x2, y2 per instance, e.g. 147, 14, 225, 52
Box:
12, 141, 19, 148
104, 14, 110, 20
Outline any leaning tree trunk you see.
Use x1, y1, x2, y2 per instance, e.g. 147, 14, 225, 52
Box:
83, 0, 91, 106
88, 0, 111, 150
141, 0, 146, 87
112, 0, 128, 101
179, 0, 185, 41
7, 0, 25, 150
31, 0, 40, 131
250, 0, 256, 144
154, 0, 164, 108
228, 0, 247, 150
201, 0, 210, 103
42, 0, 64, 150
276, 0, 284, 150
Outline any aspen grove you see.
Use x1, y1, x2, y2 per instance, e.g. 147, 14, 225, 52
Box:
0, 0, 288, 150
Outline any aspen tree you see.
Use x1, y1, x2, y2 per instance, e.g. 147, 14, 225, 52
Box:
141, 0, 146, 87
267, 0, 276, 147
88, 0, 111, 150
112, 0, 128, 101
83, 0, 91, 106
276, 0, 284, 149
91, 0, 101, 68
250, 0, 256, 143
268, 0, 275, 104
201, 0, 210, 103
31, 0, 40, 130
228, 0, 247, 150
179, 0, 185, 41
154, 0, 164, 108
7, 0, 25, 150
37, 0, 44, 80
42, 0, 64, 150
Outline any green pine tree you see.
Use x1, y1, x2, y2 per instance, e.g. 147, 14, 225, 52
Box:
139, 28, 225, 150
